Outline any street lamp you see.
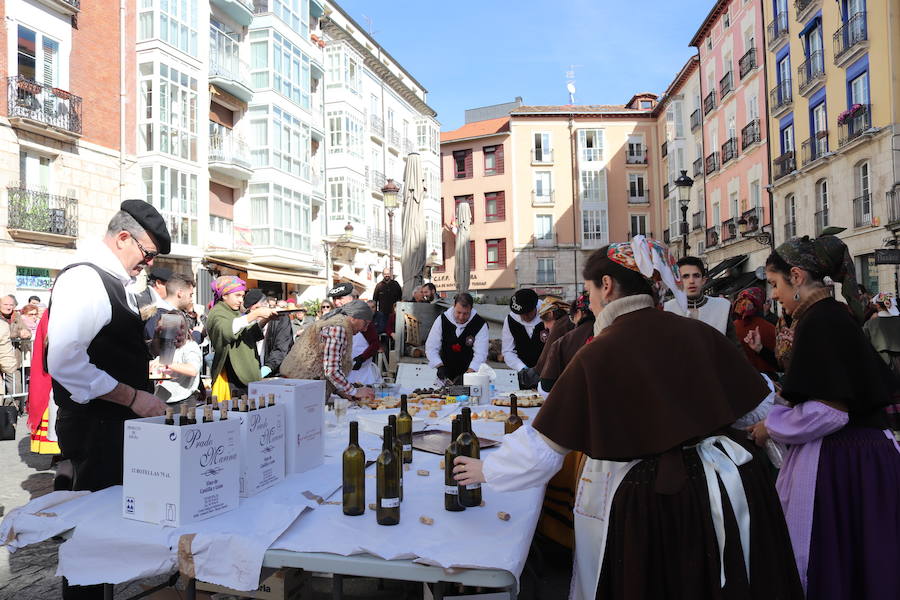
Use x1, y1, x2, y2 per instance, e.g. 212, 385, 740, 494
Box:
674, 170, 694, 257
382, 178, 401, 276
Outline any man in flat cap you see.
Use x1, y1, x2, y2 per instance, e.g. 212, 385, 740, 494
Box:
281, 299, 375, 403
47, 200, 170, 599
321, 281, 354, 320
502, 288, 546, 389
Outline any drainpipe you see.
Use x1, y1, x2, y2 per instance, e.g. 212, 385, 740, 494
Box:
697, 48, 708, 255
119, 0, 127, 202
569, 114, 578, 297
759, 11, 777, 253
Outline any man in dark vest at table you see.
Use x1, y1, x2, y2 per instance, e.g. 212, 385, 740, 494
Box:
47, 200, 170, 600
425, 292, 488, 384
502, 288, 546, 389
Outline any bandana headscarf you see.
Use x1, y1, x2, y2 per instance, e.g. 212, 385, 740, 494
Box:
210, 275, 246, 305
571, 293, 591, 316
775, 234, 863, 322
607, 235, 686, 311
874, 292, 900, 316
733, 287, 765, 321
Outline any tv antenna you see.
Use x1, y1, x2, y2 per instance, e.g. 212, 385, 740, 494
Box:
565, 65, 582, 104
362, 14, 378, 37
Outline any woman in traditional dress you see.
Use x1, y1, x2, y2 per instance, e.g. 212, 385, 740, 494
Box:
755, 234, 900, 597
455, 237, 803, 600
733, 287, 778, 379
26, 311, 57, 454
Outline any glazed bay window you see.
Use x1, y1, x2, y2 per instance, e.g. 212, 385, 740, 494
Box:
417, 119, 439, 153
326, 111, 363, 157
273, 0, 310, 38
578, 129, 604, 162
142, 165, 198, 246
582, 208, 608, 249
535, 214, 554, 245
249, 30, 311, 110
138, 62, 198, 160
327, 176, 365, 224
248, 105, 311, 179
138, 0, 198, 57
250, 183, 311, 252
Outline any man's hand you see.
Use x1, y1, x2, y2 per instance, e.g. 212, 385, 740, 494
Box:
353, 387, 375, 402
517, 367, 540, 389
744, 327, 763, 353
352, 356, 364, 371
466, 368, 476, 373
132, 390, 166, 417
250, 307, 278, 325
453, 456, 486, 486
436, 365, 448, 381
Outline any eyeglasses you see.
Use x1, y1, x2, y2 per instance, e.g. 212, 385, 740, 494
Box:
130, 234, 159, 263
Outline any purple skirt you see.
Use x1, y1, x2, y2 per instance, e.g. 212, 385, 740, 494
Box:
807, 426, 900, 599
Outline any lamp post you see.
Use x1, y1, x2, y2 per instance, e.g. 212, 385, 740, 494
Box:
382, 178, 400, 276
674, 170, 694, 257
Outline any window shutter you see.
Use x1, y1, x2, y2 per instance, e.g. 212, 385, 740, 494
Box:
43, 38, 58, 87
469, 240, 476, 270
496, 144, 504, 174
465, 149, 473, 178
499, 238, 507, 267
497, 191, 506, 220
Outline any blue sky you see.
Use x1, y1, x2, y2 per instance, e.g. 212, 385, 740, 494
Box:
335, 0, 718, 131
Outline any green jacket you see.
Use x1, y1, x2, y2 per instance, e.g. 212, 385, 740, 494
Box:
207, 301, 263, 386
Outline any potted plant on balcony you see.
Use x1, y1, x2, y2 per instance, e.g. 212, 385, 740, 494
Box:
837, 103, 864, 125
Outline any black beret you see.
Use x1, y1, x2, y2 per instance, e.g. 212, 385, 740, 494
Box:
510, 289, 539, 314
120, 199, 171, 255
148, 266, 173, 282
328, 282, 354, 299
243, 289, 265, 308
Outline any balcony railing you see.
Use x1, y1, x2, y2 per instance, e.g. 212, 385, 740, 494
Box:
532, 190, 554, 205
663, 229, 671, 244
388, 127, 400, 147
721, 138, 738, 165
774, 151, 796, 180
834, 12, 868, 64
770, 79, 793, 114
628, 189, 649, 204
663, 183, 670, 198
403, 139, 414, 154
690, 109, 702, 132
838, 104, 871, 147
705, 151, 719, 175
6, 76, 82, 136
367, 227, 403, 253
739, 207, 762, 233
853, 193, 872, 228
889, 191, 900, 226
692, 211, 705, 231
703, 91, 716, 115
815, 209, 829, 235
209, 133, 252, 169
719, 71, 734, 98
767, 12, 789, 50
693, 157, 704, 177
706, 226, 720, 248
660, 141, 668, 158
798, 51, 826, 94
741, 119, 761, 150
370, 170, 386, 191
6, 186, 78, 238
209, 26, 250, 92
721, 219, 737, 242
370, 115, 384, 137
626, 147, 647, 164
739, 47, 757, 79
801, 132, 829, 165
531, 148, 553, 164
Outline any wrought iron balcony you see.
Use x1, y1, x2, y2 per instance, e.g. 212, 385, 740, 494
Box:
774, 151, 796, 180
838, 104, 871, 147
721, 218, 737, 242
815, 209, 829, 235
801, 132, 829, 165
367, 226, 402, 253
660, 141, 668, 158
721, 138, 738, 165
706, 226, 720, 248
853, 193, 872, 228
6, 186, 78, 240
770, 79, 793, 115
798, 50, 826, 95
784, 221, 797, 240
767, 12, 789, 51
693, 157, 704, 178
209, 132, 253, 179
626, 146, 647, 164
719, 71, 734, 99
739, 47, 757, 79
690, 109, 702, 132
705, 151, 719, 175
739, 207, 762, 233
35, 0, 80, 15
692, 211, 705, 231
889, 191, 900, 227
834, 12, 868, 65
369, 115, 384, 137
741, 119, 761, 150
6, 76, 82, 139
703, 91, 716, 115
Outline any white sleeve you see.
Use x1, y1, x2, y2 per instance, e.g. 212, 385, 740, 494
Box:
181, 341, 203, 369
46, 266, 118, 404
483, 425, 566, 492
469, 323, 489, 372
501, 317, 525, 372
232, 315, 250, 335
424, 317, 444, 368
733, 373, 776, 429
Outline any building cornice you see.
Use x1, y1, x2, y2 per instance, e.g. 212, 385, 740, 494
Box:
653, 55, 700, 115
689, 0, 730, 48
440, 131, 509, 145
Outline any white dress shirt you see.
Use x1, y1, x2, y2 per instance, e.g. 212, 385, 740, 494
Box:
155, 340, 202, 404
47, 240, 137, 404
425, 307, 489, 372
501, 312, 542, 372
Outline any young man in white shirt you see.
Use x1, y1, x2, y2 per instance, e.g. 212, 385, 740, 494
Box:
664, 256, 740, 347
425, 292, 489, 384
502, 288, 547, 389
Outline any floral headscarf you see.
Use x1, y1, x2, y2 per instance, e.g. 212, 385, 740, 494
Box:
733, 287, 765, 321
210, 275, 246, 306
607, 235, 686, 311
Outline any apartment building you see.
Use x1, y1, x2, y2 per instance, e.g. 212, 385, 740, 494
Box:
763, 0, 900, 293
691, 0, 772, 277
438, 116, 515, 299
656, 56, 706, 259
0, 0, 135, 299
508, 98, 662, 300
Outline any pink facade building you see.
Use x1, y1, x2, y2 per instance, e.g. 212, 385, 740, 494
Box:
691, 0, 772, 272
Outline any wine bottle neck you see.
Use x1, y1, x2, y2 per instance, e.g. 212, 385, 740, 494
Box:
349, 422, 359, 445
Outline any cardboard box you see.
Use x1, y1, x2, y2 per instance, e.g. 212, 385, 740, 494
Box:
233, 405, 286, 497
197, 568, 306, 600
122, 415, 240, 527
249, 379, 325, 474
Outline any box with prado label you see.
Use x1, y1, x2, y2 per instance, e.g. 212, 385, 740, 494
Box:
233, 404, 286, 497
122, 415, 240, 527
249, 379, 325, 474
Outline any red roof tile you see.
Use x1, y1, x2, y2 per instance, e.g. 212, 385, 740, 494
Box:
440, 117, 510, 142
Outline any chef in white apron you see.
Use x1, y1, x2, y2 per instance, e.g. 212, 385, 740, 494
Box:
347, 331, 381, 386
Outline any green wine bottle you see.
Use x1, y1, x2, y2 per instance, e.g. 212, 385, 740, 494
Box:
376, 425, 401, 525
504, 395, 523, 434
456, 407, 482, 507
397, 395, 413, 463
444, 416, 464, 512
388, 414, 404, 501
342, 421, 366, 516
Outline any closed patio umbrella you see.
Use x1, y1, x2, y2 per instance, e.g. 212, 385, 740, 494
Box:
455, 201, 472, 295
400, 153, 427, 299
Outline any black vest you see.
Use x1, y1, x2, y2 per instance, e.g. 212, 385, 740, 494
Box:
439, 313, 487, 380
51, 263, 152, 420
507, 315, 546, 369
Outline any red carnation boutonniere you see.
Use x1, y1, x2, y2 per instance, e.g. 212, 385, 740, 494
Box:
451, 343, 463, 352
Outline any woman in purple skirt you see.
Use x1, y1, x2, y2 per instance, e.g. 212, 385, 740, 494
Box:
758, 233, 900, 598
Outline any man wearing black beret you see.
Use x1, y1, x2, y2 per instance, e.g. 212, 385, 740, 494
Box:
502, 288, 546, 389
46, 200, 170, 600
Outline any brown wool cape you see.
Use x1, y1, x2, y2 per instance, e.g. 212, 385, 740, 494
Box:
533, 306, 768, 461
534, 316, 576, 374
539, 317, 595, 392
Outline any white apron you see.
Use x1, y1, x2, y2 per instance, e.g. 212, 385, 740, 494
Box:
347, 332, 382, 386
569, 436, 753, 600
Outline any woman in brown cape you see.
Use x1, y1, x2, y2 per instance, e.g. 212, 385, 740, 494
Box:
455, 238, 802, 600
